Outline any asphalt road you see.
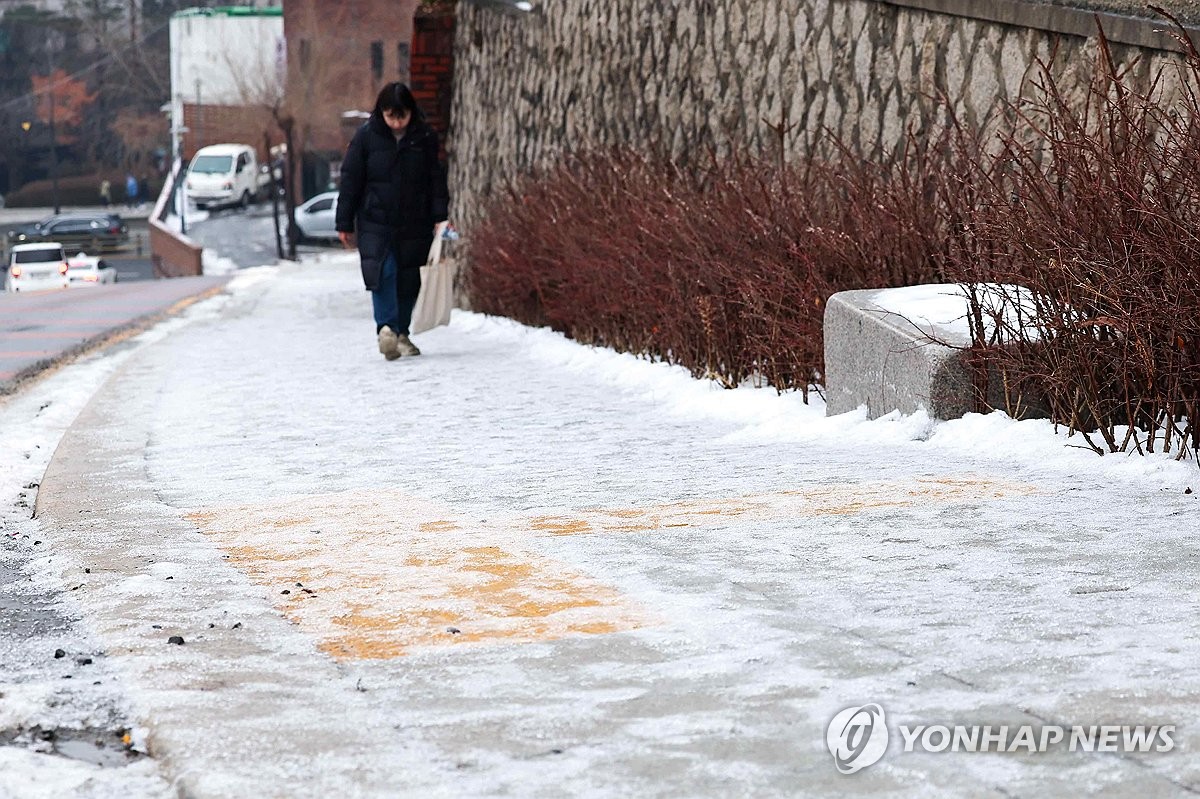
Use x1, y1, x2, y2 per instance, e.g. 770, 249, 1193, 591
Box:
0, 276, 230, 392
0, 218, 155, 283
0, 202, 336, 277
0, 202, 333, 396
184, 202, 339, 268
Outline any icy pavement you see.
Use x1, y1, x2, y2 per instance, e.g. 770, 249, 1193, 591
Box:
17, 254, 1200, 796
0, 323, 190, 798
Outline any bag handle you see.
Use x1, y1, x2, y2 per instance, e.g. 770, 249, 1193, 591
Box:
427, 221, 449, 268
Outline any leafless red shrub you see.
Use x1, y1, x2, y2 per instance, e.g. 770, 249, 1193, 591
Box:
464, 143, 954, 399
465, 11, 1198, 460
945, 12, 1200, 458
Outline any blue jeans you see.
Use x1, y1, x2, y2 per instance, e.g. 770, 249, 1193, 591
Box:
371, 251, 423, 336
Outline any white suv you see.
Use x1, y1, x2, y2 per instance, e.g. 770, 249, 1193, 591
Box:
7, 242, 70, 292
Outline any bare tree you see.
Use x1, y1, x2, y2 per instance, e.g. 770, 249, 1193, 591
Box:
226, 3, 355, 260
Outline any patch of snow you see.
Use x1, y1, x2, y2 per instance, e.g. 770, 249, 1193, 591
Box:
201, 249, 238, 275
0, 305, 214, 796
0, 748, 169, 799
870, 283, 1048, 344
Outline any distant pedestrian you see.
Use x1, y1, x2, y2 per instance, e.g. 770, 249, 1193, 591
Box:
125, 173, 138, 208
99, 178, 111, 207
139, 175, 150, 208
336, 82, 449, 361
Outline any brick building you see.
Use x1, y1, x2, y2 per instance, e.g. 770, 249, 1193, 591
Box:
284, 0, 421, 198
411, 6, 456, 147
169, 6, 285, 162
168, 1, 455, 201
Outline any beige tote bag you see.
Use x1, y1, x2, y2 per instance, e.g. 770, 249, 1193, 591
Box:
410, 222, 457, 335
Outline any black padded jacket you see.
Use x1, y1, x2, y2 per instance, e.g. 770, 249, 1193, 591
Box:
335, 114, 449, 289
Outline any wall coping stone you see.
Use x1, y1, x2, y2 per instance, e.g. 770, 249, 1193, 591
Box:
824, 288, 976, 420
882, 0, 1199, 50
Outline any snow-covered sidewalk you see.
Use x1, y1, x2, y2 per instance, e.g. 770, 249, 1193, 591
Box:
15, 254, 1200, 796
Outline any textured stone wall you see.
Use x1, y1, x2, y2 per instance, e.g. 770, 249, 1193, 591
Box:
448, 0, 1194, 229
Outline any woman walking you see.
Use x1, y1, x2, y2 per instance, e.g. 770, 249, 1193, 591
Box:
336, 82, 449, 359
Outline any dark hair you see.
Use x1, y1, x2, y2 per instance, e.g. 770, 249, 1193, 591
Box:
372, 82, 423, 122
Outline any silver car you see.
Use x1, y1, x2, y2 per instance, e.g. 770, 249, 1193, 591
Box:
295, 191, 339, 243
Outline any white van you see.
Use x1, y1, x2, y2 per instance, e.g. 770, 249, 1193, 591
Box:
185, 143, 270, 210
7, 243, 70, 292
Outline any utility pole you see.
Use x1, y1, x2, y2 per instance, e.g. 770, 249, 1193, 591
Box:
267, 131, 282, 260
46, 49, 61, 215
178, 148, 187, 236
195, 79, 202, 150
48, 84, 60, 214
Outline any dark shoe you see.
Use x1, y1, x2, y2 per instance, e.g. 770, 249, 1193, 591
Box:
396, 334, 421, 357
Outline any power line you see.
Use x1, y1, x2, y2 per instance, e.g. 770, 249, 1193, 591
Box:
0, 14, 173, 113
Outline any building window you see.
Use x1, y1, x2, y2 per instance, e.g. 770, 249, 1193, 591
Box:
397, 42, 410, 83
371, 41, 383, 81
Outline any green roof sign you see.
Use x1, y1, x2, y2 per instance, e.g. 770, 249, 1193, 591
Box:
175, 6, 284, 18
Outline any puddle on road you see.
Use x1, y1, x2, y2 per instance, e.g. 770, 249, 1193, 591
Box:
0, 726, 140, 768
0, 562, 64, 638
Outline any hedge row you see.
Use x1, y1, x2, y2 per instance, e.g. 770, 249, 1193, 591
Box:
5, 172, 160, 209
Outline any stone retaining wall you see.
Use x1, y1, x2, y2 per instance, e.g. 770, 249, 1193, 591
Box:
449, 0, 1197, 229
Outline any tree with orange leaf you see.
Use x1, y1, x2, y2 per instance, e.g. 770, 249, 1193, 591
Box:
110, 108, 168, 168
31, 69, 97, 145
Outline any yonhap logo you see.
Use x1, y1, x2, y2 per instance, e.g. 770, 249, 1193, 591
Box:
827, 704, 889, 774
824, 702, 1176, 774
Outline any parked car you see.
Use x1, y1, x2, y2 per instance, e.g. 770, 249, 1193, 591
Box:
185, 143, 273, 210
6, 213, 129, 253
66, 252, 117, 287
7, 242, 69, 292
294, 191, 339, 242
